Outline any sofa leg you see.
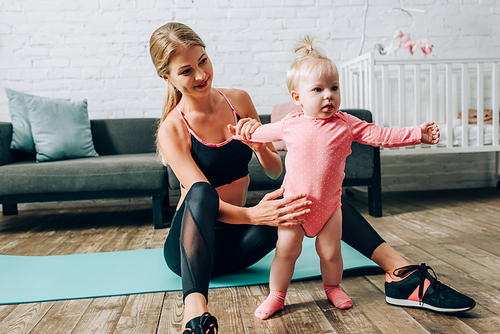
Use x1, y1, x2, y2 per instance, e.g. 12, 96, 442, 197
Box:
368, 185, 382, 217
3, 203, 18, 216
152, 194, 164, 229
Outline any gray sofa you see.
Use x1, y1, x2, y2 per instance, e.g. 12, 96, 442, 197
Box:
0, 109, 382, 230
0, 118, 169, 229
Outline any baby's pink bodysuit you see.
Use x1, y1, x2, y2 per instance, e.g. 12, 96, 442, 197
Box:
247, 110, 421, 237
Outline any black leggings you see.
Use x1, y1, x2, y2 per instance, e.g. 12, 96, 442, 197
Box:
163, 181, 384, 301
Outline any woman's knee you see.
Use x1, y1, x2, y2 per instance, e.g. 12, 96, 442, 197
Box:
186, 181, 218, 202
185, 181, 219, 216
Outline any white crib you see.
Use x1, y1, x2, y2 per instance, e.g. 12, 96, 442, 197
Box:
339, 52, 500, 156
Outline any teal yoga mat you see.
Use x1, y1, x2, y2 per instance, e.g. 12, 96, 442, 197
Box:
0, 239, 379, 305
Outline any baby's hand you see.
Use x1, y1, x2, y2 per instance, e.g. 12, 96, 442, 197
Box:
420, 121, 440, 145
227, 118, 262, 141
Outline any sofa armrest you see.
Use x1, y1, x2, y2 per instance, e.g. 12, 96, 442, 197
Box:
0, 122, 15, 166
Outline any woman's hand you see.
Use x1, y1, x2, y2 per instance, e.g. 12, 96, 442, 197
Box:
247, 188, 312, 227
234, 117, 262, 140
228, 118, 263, 151
420, 121, 440, 145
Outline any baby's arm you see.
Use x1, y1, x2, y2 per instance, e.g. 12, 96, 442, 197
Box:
229, 118, 284, 143
347, 113, 435, 148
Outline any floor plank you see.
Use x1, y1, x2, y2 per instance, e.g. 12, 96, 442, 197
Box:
29, 299, 92, 334
264, 281, 337, 333
208, 287, 246, 334
235, 285, 273, 333
342, 276, 430, 333
113, 293, 164, 334
0, 302, 55, 334
71, 296, 129, 334
0, 304, 18, 323
156, 291, 184, 334
302, 279, 383, 334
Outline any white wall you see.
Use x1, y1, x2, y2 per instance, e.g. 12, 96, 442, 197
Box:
1, 0, 499, 191
2, 0, 499, 120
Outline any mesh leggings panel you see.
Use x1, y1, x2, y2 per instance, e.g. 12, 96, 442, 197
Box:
164, 182, 219, 301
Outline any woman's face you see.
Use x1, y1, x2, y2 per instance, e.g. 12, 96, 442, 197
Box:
165, 45, 213, 98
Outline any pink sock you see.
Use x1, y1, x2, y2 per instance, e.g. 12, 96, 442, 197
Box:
324, 285, 352, 310
254, 290, 286, 320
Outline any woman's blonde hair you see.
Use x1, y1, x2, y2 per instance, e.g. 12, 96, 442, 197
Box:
286, 35, 338, 93
149, 22, 206, 165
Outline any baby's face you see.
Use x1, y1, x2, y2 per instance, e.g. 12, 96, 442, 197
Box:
293, 65, 340, 119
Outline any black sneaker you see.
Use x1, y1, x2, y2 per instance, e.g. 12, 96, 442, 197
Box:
182, 312, 218, 334
385, 263, 476, 313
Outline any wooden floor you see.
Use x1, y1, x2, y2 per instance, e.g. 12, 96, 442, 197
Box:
1, 187, 500, 334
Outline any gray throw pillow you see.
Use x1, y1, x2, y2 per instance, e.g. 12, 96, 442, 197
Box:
5, 88, 36, 152
24, 95, 99, 162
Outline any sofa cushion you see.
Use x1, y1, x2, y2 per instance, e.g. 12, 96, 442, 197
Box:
341, 109, 374, 180
0, 153, 167, 196
5, 88, 36, 153
91, 118, 158, 155
25, 96, 99, 162
345, 142, 374, 179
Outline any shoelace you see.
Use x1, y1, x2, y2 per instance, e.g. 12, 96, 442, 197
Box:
393, 263, 439, 303
197, 312, 216, 334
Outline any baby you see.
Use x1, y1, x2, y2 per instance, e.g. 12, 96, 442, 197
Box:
230, 35, 440, 319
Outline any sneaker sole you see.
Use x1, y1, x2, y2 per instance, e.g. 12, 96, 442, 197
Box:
386, 296, 475, 313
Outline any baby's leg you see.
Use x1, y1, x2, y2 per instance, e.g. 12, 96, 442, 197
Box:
316, 208, 352, 309
270, 224, 305, 291
255, 225, 304, 320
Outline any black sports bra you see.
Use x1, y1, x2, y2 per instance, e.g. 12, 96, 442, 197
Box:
177, 89, 253, 188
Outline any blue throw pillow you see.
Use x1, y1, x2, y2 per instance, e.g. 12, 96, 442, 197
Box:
5, 88, 36, 152
24, 95, 99, 162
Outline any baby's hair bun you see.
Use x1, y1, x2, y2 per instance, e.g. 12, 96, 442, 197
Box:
294, 34, 317, 56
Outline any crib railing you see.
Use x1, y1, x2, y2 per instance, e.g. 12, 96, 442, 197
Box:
340, 52, 500, 155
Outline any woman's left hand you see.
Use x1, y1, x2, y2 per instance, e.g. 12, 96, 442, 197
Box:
420, 121, 440, 145
228, 118, 263, 150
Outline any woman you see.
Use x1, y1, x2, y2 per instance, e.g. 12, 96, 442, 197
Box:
150, 22, 475, 333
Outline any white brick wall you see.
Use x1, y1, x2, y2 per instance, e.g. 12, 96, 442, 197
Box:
1, 0, 499, 191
